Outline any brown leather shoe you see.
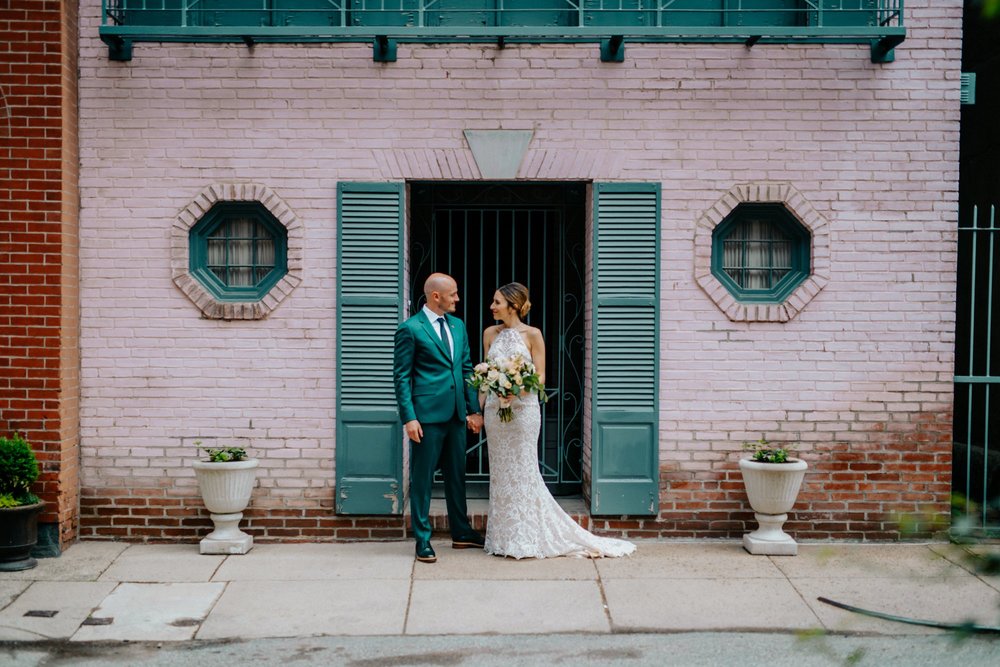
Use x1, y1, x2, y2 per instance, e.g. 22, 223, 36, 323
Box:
415, 540, 437, 563
451, 533, 485, 549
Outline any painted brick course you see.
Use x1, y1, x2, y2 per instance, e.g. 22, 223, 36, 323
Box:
76, 1, 960, 542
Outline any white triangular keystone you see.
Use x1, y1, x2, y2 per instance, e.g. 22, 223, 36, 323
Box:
464, 130, 533, 179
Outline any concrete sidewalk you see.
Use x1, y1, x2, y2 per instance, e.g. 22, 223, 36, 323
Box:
0, 540, 998, 642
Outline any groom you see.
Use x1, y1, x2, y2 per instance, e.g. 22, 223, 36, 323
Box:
393, 272, 485, 563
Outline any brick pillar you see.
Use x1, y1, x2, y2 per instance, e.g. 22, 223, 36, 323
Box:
0, 0, 80, 552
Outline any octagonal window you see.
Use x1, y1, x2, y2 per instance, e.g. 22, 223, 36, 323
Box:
711, 203, 810, 304
189, 202, 288, 302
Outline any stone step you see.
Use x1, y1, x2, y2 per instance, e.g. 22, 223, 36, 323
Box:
405, 497, 590, 536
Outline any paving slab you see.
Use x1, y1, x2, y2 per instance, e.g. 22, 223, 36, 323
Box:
928, 543, 1000, 588
3, 540, 994, 643
413, 540, 599, 580
98, 544, 224, 582
0, 581, 116, 640
603, 577, 821, 632
196, 579, 408, 638
406, 579, 609, 635
771, 544, 963, 580
595, 541, 786, 580
0, 580, 30, 610
2, 542, 128, 582
70, 582, 225, 642
793, 576, 1000, 635
211, 542, 413, 581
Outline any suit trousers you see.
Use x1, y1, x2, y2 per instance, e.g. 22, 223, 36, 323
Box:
409, 418, 475, 543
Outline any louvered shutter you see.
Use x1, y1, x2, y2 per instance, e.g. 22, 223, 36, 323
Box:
591, 183, 660, 516
961, 73, 976, 106
335, 183, 404, 514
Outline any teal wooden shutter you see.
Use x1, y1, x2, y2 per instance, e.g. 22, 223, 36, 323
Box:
591, 183, 660, 516
336, 183, 404, 514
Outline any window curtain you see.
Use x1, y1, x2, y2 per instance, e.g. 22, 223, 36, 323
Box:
724, 218, 792, 289
208, 217, 274, 287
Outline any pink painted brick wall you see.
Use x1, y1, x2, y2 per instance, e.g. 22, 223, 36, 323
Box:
77, 1, 961, 540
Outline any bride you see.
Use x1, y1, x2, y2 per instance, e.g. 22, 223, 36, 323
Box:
480, 282, 635, 559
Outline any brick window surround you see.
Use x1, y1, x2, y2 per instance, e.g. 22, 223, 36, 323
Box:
172, 184, 303, 320
695, 183, 829, 323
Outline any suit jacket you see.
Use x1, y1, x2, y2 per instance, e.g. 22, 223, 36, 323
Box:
393, 312, 479, 425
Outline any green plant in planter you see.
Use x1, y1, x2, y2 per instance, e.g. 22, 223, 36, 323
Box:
743, 438, 795, 464
0, 434, 41, 507
195, 441, 249, 463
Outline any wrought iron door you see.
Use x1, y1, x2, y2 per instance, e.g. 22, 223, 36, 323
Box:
954, 204, 1000, 534
409, 182, 586, 497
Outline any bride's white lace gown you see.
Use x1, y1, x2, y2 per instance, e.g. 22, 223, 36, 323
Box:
483, 327, 636, 559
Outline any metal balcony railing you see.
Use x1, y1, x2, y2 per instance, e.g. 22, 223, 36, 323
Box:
99, 1, 905, 63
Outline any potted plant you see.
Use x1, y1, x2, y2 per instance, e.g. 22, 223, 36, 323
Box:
192, 442, 259, 555
738, 438, 808, 556
0, 433, 44, 571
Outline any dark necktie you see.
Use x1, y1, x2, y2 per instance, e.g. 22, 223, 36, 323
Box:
437, 317, 451, 357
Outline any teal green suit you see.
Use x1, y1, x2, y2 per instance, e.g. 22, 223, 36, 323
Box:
393, 311, 480, 543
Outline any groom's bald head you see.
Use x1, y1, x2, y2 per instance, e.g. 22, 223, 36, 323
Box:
424, 273, 456, 298
424, 273, 459, 315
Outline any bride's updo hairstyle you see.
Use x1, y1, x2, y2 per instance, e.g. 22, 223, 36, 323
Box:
498, 282, 531, 319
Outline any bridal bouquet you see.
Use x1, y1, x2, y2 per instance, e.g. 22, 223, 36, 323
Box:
468, 354, 547, 423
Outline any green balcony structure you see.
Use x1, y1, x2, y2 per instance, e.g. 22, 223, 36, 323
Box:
99, 1, 906, 63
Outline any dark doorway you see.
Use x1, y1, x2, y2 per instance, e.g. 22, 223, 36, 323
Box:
954, 3, 1000, 533
409, 181, 587, 498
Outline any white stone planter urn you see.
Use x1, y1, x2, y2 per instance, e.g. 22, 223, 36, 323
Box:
739, 458, 808, 556
193, 459, 259, 555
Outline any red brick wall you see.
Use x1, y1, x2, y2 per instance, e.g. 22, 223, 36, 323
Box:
591, 410, 953, 541
0, 0, 80, 547
79, 490, 408, 542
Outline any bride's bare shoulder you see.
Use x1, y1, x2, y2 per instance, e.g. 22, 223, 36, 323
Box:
483, 324, 502, 341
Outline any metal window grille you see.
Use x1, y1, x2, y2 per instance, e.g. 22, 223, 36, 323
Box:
207, 216, 277, 288
722, 218, 794, 290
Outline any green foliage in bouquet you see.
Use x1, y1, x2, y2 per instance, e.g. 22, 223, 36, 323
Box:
468, 354, 547, 422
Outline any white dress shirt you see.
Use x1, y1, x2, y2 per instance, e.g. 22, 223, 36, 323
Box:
422, 305, 453, 357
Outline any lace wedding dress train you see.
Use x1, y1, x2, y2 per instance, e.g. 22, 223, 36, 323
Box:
483, 328, 635, 559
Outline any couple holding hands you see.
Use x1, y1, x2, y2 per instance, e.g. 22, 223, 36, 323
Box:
393, 273, 635, 563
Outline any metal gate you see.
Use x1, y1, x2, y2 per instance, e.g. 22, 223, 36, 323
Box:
954, 204, 1000, 534
409, 182, 586, 497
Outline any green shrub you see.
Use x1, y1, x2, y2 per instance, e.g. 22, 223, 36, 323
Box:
0, 434, 41, 507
